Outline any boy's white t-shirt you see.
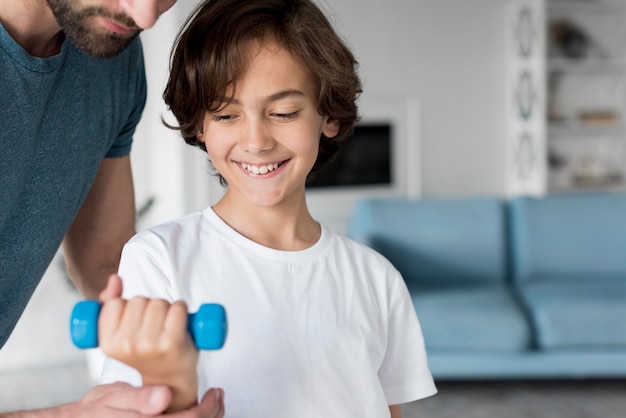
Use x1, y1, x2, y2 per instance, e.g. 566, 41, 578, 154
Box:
100, 207, 437, 417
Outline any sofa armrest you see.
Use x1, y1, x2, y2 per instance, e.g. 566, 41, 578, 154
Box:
348, 196, 508, 286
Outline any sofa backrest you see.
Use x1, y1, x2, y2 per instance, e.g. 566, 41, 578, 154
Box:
348, 196, 507, 286
509, 193, 626, 283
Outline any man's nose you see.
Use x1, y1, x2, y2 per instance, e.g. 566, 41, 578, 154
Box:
120, 0, 177, 29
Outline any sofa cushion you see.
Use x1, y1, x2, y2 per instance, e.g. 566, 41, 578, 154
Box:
509, 193, 626, 283
519, 280, 626, 348
349, 197, 507, 286
409, 284, 531, 351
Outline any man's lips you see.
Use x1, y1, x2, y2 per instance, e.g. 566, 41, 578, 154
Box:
100, 17, 138, 35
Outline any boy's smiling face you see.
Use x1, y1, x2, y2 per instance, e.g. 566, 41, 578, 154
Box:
198, 40, 339, 209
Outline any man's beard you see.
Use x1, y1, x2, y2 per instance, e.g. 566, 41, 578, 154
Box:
46, 0, 141, 58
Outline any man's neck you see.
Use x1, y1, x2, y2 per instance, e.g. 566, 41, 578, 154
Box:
0, 0, 63, 57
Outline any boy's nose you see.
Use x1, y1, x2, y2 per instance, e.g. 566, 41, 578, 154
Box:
119, 0, 177, 29
242, 121, 275, 153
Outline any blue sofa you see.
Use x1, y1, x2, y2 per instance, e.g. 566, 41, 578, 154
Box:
348, 192, 626, 380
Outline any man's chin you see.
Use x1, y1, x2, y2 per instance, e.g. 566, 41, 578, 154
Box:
67, 32, 139, 58
47, 0, 141, 58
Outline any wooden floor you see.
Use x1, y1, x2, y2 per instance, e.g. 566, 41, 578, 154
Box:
403, 379, 626, 418
1, 362, 625, 417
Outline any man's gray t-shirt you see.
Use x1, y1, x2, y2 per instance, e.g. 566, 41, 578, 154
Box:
0, 24, 147, 348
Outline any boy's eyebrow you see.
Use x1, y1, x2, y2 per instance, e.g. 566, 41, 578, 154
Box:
264, 89, 306, 103
222, 89, 306, 106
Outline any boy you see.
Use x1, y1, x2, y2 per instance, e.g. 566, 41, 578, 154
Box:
99, 0, 437, 415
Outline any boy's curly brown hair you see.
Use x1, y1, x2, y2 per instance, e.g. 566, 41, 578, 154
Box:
163, 0, 362, 180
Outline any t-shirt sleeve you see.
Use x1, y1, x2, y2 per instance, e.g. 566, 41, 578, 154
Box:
378, 272, 438, 405
99, 356, 143, 386
117, 236, 177, 301
105, 40, 147, 158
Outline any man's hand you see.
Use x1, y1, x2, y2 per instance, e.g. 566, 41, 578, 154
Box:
76, 384, 225, 418
0, 383, 225, 417
73, 384, 225, 417
167, 388, 225, 418
75, 382, 173, 416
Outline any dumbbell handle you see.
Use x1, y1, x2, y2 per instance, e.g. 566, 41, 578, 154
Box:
70, 300, 227, 350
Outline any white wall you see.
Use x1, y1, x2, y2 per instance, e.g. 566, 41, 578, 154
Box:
0, 252, 82, 371
132, 0, 221, 229
321, 0, 511, 197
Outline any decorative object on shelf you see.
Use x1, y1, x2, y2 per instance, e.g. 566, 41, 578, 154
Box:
545, 0, 626, 192
550, 20, 591, 59
547, 70, 565, 123
516, 6, 536, 58
578, 110, 618, 127
514, 132, 538, 181
547, 148, 568, 170
571, 154, 622, 187
516, 70, 537, 121
505, 0, 545, 196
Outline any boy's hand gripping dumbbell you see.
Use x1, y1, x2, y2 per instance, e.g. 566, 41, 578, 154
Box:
70, 300, 227, 350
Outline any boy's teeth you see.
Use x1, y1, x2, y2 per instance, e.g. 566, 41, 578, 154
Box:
242, 162, 279, 174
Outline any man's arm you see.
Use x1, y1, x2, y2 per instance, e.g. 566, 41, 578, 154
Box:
0, 383, 171, 418
0, 383, 224, 418
390, 404, 402, 418
63, 156, 136, 299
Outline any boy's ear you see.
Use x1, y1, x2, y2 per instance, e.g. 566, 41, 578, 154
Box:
195, 116, 207, 142
322, 117, 340, 138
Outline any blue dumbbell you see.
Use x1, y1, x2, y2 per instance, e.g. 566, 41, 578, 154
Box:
70, 300, 227, 350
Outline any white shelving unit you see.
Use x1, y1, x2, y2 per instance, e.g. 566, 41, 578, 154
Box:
546, 0, 626, 192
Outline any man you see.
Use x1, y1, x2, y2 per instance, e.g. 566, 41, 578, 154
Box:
0, 0, 224, 416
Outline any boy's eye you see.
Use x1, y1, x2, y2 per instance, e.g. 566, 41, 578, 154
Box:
272, 111, 298, 120
211, 114, 236, 123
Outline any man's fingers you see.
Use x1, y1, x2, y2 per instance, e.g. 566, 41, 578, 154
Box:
84, 382, 172, 415
197, 388, 225, 418
165, 387, 225, 417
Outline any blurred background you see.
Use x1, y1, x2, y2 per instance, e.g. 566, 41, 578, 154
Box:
2, 0, 626, 415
